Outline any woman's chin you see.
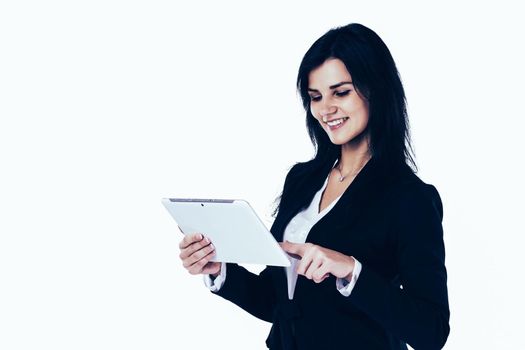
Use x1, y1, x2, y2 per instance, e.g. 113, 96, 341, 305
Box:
328, 129, 369, 147
328, 135, 351, 145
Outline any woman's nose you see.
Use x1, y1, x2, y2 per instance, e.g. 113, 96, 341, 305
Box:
319, 104, 337, 119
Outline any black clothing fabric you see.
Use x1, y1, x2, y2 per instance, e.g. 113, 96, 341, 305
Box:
212, 157, 450, 349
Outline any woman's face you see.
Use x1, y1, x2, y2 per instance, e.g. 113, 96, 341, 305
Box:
308, 58, 369, 146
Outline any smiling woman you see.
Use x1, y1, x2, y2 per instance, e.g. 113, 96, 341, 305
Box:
307, 60, 370, 146
177, 23, 449, 350
307, 58, 372, 198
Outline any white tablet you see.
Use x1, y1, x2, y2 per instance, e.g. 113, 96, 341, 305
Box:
162, 198, 291, 267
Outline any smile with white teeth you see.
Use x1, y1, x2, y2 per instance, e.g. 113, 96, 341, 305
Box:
326, 117, 349, 126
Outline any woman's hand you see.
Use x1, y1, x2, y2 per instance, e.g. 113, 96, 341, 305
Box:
178, 233, 221, 277
280, 241, 355, 283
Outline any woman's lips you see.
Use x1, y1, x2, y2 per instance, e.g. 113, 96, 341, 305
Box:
326, 117, 349, 131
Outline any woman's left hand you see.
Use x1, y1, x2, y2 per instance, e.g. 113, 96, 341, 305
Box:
280, 241, 355, 283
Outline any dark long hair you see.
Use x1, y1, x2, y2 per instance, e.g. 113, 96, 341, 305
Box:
272, 23, 416, 218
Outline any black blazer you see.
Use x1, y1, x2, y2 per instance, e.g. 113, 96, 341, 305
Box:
212, 157, 450, 349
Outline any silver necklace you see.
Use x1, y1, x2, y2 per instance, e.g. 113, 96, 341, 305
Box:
333, 158, 369, 182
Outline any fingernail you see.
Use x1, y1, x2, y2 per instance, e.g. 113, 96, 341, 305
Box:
204, 237, 210, 243
210, 243, 215, 250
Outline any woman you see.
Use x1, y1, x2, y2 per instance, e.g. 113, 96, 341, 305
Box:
178, 23, 450, 349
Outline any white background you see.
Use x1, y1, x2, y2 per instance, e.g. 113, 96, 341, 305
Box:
1, 1, 524, 349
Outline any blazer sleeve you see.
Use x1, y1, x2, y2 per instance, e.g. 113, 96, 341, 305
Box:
209, 164, 300, 323
211, 263, 276, 322
347, 183, 450, 349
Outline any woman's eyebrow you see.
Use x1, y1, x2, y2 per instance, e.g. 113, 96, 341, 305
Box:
307, 81, 353, 92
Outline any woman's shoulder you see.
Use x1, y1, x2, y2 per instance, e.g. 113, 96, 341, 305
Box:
278, 159, 322, 207
282, 159, 318, 186
385, 168, 443, 218
286, 159, 316, 176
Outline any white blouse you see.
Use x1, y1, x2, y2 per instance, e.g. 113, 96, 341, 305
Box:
204, 164, 362, 300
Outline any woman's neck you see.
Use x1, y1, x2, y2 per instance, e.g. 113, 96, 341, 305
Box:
337, 134, 372, 174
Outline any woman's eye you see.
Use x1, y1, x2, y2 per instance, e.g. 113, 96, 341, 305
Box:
335, 90, 351, 97
310, 90, 350, 101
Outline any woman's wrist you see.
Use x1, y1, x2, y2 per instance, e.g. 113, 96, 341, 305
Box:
210, 266, 222, 279
343, 256, 356, 281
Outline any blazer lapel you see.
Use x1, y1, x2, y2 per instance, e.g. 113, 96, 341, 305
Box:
270, 170, 327, 242
270, 156, 388, 243
305, 157, 387, 243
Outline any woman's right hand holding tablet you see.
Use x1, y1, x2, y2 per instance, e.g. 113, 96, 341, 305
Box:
178, 233, 221, 277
